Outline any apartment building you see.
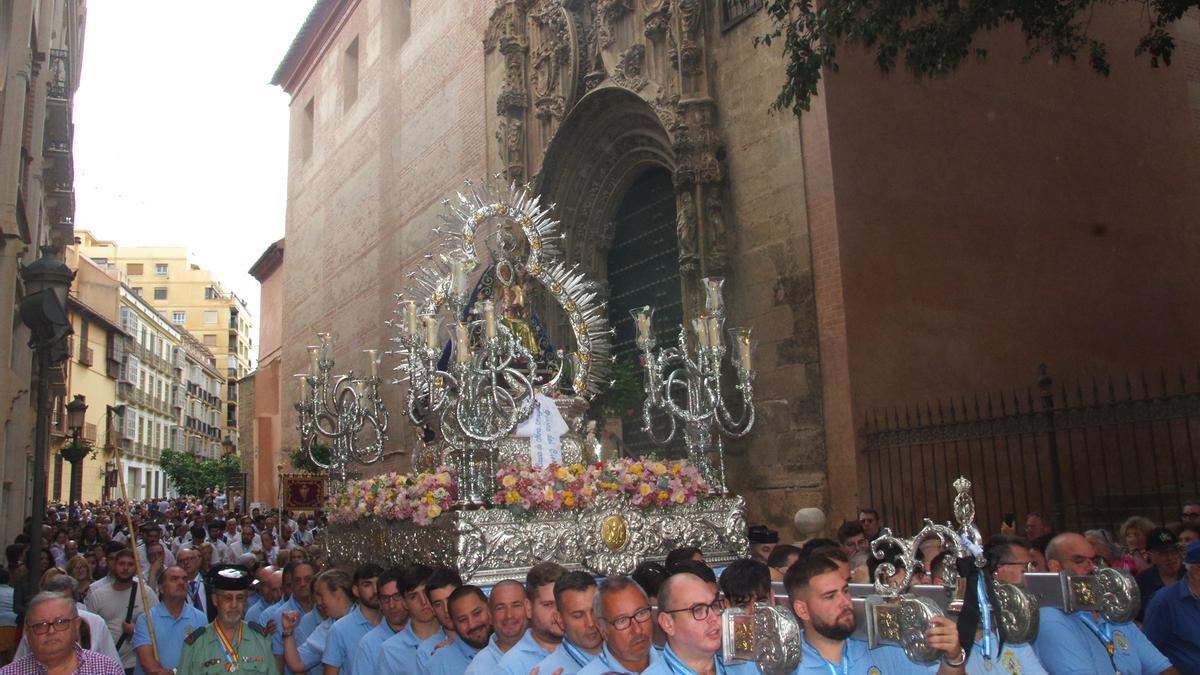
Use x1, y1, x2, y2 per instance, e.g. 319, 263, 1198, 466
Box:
76, 232, 253, 450
179, 330, 225, 460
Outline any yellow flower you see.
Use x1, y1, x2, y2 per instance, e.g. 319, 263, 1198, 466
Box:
672, 463, 682, 475
437, 473, 451, 486
651, 462, 667, 476
570, 463, 584, 474
543, 486, 555, 501
639, 484, 652, 496
425, 494, 435, 505
563, 493, 576, 507
506, 490, 521, 504
502, 474, 517, 488
556, 467, 570, 481
672, 491, 686, 503
428, 505, 442, 518
657, 490, 669, 501
630, 463, 644, 475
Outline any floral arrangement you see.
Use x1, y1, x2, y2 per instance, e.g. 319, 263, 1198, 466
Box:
328, 465, 456, 525
495, 457, 713, 516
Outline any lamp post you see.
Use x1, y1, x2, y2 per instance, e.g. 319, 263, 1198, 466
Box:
18, 246, 75, 599
60, 394, 89, 506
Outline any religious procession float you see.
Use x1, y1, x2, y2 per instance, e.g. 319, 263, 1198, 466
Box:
297, 180, 757, 585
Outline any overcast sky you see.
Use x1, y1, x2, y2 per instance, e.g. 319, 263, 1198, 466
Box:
73, 1, 319, 364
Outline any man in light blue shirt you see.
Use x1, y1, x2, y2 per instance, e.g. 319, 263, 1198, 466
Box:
132, 566, 208, 675
428, 586, 491, 675
247, 568, 283, 624
273, 561, 318, 674
376, 565, 444, 675
464, 579, 528, 675
578, 576, 663, 675
323, 563, 383, 674
1033, 533, 1174, 675
352, 567, 408, 675
414, 567, 463, 674
535, 572, 602, 674
784, 554, 966, 675
497, 562, 567, 675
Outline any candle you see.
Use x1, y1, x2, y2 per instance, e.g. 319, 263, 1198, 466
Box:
630, 306, 654, 346
364, 349, 379, 379
307, 346, 320, 375
295, 374, 310, 403
420, 314, 442, 350
729, 327, 753, 372
399, 300, 418, 336
692, 317, 709, 349
480, 300, 497, 340
703, 316, 723, 350
702, 277, 726, 315
448, 323, 471, 366
319, 332, 334, 364
450, 258, 470, 298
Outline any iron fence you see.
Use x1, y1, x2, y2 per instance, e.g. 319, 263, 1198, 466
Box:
861, 365, 1200, 536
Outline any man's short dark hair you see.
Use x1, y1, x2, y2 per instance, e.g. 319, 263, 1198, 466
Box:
525, 562, 566, 598
784, 553, 841, 601
836, 521, 864, 543
113, 548, 135, 563
554, 571, 596, 607
283, 559, 318, 579
103, 541, 125, 556
397, 564, 434, 596
669, 559, 716, 585
767, 544, 802, 569
665, 546, 703, 572
719, 559, 770, 604
426, 566, 463, 595
377, 566, 404, 590
631, 561, 668, 600
984, 534, 1033, 570
207, 520, 225, 530
858, 508, 880, 519
800, 538, 841, 557
447, 585, 488, 614
353, 563, 385, 585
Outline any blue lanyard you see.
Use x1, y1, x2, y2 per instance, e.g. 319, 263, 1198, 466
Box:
977, 575, 994, 660
663, 643, 726, 674
560, 639, 593, 667
801, 638, 850, 675
1078, 612, 1117, 655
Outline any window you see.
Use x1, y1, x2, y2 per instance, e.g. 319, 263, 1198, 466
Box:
171, 311, 185, 324
205, 287, 217, 300
152, 287, 166, 300
301, 98, 314, 160
343, 38, 359, 110
384, 0, 411, 51
204, 310, 218, 324
126, 263, 143, 276
203, 334, 217, 346
155, 263, 168, 276
132, 287, 143, 297
92, 257, 108, 266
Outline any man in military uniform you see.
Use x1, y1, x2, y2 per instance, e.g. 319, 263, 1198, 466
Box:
178, 565, 275, 673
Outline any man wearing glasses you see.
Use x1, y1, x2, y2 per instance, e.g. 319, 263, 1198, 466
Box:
1034, 533, 1178, 675
642, 572, 758, 674
577, 576, 663, 674
1, 592, 123, 675
1182, 500, 1200, 527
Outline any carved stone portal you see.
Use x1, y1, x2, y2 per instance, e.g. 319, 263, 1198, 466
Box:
484, 0, 731, 311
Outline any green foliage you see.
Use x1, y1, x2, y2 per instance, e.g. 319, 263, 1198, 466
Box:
159, 449, 242, 497
587, 360, 645, 422
287, 444, 331, 475
757, 0, 1197, 116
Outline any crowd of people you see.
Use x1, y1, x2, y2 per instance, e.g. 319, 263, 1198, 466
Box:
0, 491, 1196, 675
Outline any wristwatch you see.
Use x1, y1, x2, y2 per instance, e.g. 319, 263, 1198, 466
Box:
942, 647, 966, 667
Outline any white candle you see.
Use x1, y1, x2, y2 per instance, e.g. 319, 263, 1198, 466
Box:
450, 258, 470, 298
364, 350, 379, 379
400, 300, 418, 336
420, 314, 442, 350
480, 300, 497, 340
729, 327, 753, 372
703, 316, 722, 350
295, 374, 310, 403
692, 318, 709, 349
702, 277, 725, 315
449, 323, 471, 365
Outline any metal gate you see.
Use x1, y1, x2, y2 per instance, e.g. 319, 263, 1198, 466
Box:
862, 365, 1200, 535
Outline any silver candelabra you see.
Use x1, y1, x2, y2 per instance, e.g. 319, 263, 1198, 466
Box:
294, 332, 388, 488
393, 279, 564, 503
633, 277, 755, 494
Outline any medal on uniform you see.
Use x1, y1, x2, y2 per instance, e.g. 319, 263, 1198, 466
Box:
214, 621, 243, 672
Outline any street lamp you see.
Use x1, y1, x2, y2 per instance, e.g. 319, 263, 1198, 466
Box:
60, 395, 89, 506
18, 246, 75, 599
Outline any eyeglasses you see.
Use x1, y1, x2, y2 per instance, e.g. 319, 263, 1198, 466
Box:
28, 618, 73, 635
662, 599, 723, 622
602, 607, 653, 630
1182, 511, 1200, 520
378, 592, 404, 603
996, 561, 1037, 571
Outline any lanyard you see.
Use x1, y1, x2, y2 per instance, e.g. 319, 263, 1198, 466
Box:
1078, 612, 1121, 673
214, 621, 243, 672
977, 575, 994, 660
560, 639, 594, 667
662, 643, 725, 674
801, 638, 850, 675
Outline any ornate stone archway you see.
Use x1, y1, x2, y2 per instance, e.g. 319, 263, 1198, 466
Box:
484, 0, 731, 313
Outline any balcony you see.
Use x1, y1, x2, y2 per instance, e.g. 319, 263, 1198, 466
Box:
47, 49, 70, 102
